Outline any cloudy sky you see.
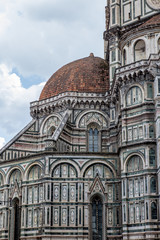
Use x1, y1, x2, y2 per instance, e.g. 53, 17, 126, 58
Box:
0, 0, 106, 148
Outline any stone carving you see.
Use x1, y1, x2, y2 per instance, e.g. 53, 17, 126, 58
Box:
28, 188, 32, 204
108, 209, 112, 225
34, 210, 37, 226
54, 208, 59, 224
136, 206, 139, 221
42, 116, 60, 135
54, 166, 60, 177
108, 186, 112, 200
34, 187, 38, 203
70, 167, 76, 177
146, 0, 160, 10
129, 181, 133, 197
28, 210, 32, 226
141, 204, 145, 220
62, 209, 67, 224
140, 179, 144, 194
70, 209, 75, 224
70, 186, 75, 200
62, 165, 67, 176
54, 186, 59, 200
85, 164, 112, 178
40, 186, 43, 201
130, 205, 134, 222
79, 112, 107, 128
62, 185, 67, 200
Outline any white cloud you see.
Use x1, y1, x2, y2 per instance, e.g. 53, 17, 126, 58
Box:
0, 137, 5, 149
0, 64, 45, 144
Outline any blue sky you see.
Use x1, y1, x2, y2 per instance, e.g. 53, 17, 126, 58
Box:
0, 0, 106, 148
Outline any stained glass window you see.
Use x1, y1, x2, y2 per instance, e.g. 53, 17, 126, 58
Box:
89, 128, 99, 152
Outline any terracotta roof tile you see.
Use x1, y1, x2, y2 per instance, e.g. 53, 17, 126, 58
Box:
139, 13, 160, 28
39, 54, 109, 100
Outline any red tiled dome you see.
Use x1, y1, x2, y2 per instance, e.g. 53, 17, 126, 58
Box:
39, 54, 109, 100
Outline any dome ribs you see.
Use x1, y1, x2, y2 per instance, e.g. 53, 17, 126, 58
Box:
39, 55, 109, 100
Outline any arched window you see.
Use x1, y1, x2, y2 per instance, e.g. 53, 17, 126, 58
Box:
127, 155, 143, 172
89, 128, 99, 152
134, 40, 146, 61
28, 165, 41, 180
91, 195, 103, 240
149, 148, 155, 166
151, 202, 157, 219
9, 169, 21, 185
126, 86, 142, 106
149, 125, 154, 138
123, 49, 127, 65
150, 177, 156, 193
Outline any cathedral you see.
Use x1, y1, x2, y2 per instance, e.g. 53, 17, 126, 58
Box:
0, 0, 160, 239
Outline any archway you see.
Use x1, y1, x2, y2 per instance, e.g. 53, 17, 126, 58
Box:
91, 195, 103, 240
10, 198, 21, 240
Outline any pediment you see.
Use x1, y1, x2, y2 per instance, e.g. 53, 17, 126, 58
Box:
89, 174, 105, 194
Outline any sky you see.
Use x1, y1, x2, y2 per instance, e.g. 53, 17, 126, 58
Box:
0, 0, 106, 148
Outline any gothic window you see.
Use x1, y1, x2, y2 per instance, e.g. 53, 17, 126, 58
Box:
47, 208, 50, 225
91, 195, 103, 240
147, 83, 153, 98
149, 125, 154, 138
112, 7, 115, 24
112, 66, 116, 79
111, 50, 116, 62
126, 86, 142, 106
134, 40, 146, 61
146, 202, 149, 220
149, 148, 155, 166
123, 205, 126, 222
28, 165, 41, 181
123, 49, 127, 65
88, 128, 99, 152
150, 177, 156, 193
127, 155, 143, 172
145, 177, 148, 193
158, 78, 160, 93
151, 202, 157, 219
9, 169, 21, 185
